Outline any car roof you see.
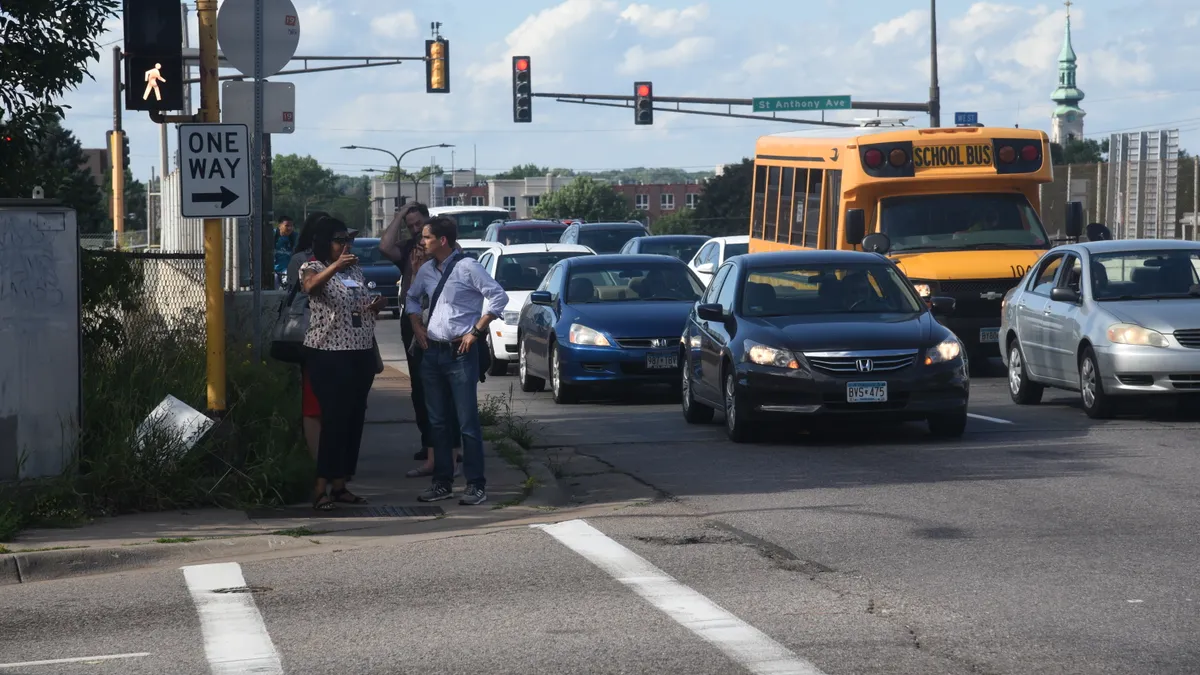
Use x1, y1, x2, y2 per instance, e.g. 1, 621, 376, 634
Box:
576, 222, 646, 229
429, 205, 509, 215
737, 249, 892, 269
711, 235, 750, 244
493, 220, 569, 229
492, 243, 594, 255
632, 234, 710, 242
565, 253, 684, 267
1069, 238, 1200, 255
353, 237, 381, 244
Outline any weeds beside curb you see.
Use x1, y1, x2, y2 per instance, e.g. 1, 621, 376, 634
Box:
480, 385, 566, 510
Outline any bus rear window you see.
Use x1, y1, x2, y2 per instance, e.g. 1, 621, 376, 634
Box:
879, 193, 1050, 253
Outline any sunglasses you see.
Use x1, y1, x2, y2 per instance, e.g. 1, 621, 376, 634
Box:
331, 234, 353, 243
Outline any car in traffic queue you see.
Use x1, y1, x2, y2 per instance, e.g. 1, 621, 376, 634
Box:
1000, 235, 1200, 419
688, 235, 750, 286
475, 243, 597, 376
620, 234, 711, 263
428, 205, 510, 247
559, 221, 650, 253
482, 219, 571, 246
459, 240, 500, 261
516, 254, 706, 403
679, 247, 969, 442
350, 237, 402, 319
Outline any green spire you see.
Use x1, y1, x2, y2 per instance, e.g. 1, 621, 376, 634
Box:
1050, 2, 1084, 114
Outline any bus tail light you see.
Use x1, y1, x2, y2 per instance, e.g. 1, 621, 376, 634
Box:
993, 138, 1045, 174
864, 149, 884, 168
997, 145, 1017, 164
1020, 144, 1040, 162
859, 141, 914, 178
888, 148, 908, 167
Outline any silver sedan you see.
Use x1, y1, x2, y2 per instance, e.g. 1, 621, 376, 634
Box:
999, 239, 1200, 418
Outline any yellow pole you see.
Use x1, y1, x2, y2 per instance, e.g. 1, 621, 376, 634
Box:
197, 0, 226, 412
109, 130, 126, 248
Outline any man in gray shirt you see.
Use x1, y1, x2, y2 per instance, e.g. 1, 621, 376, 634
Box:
406, 216, 508, 505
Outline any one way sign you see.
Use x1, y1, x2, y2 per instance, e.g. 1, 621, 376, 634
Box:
178, 123, 251, 218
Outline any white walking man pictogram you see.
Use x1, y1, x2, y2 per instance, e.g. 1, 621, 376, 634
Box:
143, 63, 166, 101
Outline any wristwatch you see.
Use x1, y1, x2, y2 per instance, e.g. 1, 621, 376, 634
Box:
472, 326, 486, 339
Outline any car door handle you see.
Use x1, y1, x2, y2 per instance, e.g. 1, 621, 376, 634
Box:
1043, 306, 1053, 315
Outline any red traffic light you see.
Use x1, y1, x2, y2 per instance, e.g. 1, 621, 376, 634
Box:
637, 84, 651, 97
515, 58, 529, 72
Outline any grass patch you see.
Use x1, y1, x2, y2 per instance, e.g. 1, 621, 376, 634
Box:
481, 383, 541, 450
12, 545, 89, 553
154, 537, 197, 544
271, 527, 328, 538
0, 251, 313, 543
0, 544, 9, 554
493, 439, 529, 472
490, 475, 540, 510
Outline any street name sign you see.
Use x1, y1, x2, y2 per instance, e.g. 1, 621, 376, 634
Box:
217, 0, 301, 78
178, 123, 251, 218
753, 96, 852, 113
955, 111, 979, 125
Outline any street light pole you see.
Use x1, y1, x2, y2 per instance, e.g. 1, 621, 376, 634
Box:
342, 143, 454, 221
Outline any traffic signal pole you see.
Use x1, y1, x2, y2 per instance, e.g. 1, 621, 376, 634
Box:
110, 46, 126, 248
197, 0, 226, 413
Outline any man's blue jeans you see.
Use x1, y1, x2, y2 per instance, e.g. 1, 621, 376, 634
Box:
419, 340, 485, 488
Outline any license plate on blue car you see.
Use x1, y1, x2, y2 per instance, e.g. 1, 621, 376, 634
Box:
847, 381, 887, 403
646, 352, 678, 369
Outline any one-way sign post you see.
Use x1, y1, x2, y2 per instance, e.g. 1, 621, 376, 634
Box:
178, 123, 252, 218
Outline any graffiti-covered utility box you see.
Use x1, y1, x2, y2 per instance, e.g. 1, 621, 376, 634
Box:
0, 200, 81, 480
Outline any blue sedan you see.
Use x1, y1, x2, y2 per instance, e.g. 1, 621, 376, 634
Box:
516, 254, 706, 403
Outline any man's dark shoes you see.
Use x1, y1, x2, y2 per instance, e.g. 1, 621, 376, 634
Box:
417, 483, 454, 502
459, 484, 486, 506
413, 449, 428, 461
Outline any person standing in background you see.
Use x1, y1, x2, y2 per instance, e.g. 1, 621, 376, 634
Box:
287, 211, 328, 460
274, 215, 297, 286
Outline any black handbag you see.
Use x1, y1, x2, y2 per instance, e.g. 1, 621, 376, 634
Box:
427, 253, 493, 383
269, 281, 309, 364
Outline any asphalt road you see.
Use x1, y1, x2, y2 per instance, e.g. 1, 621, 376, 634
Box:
2, 315, 1197, 674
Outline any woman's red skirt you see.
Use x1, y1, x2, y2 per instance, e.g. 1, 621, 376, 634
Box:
301, 365, 321, 417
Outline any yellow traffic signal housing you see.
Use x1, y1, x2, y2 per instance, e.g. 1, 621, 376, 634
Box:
426, 39, 450, 93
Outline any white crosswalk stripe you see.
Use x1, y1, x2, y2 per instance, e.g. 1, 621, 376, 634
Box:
182, 562, 283, 675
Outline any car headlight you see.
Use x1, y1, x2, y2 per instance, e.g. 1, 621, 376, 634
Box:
924, 337, 962, 365
367, 280, 377, 289
744, 339, 799, 369
568, 323, 611, 347
1107, 323, 1169, 348
502, 310, 520, 325
911, 282, 933, 299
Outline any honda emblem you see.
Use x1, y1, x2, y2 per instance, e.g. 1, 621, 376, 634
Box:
856, 359, 874, 372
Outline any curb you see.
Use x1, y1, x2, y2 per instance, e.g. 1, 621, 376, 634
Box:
0, 534, 318, 586
484, 436, 570, 510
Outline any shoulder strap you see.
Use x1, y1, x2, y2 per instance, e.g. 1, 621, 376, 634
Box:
427, 252, 465, 317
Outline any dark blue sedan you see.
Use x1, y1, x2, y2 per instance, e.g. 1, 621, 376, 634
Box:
352, 238, 402, 319
516, 254, 705, 404
619, 234, 711, 263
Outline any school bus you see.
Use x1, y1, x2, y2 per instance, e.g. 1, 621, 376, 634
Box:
748, 123, 1084, 357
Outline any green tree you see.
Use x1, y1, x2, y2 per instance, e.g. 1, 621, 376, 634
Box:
1, 117, 107, 232
492, 163, 571, 179
691, 158, 753, 236
271, 153, 338, 220
0, 0, 118, 136
533, 176, 638, 221
1051, 138, 1108, 165
650, 209, 696, 234
100, 168, 148, 233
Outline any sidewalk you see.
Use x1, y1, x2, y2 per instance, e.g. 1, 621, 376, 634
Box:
1, 366, 566, 585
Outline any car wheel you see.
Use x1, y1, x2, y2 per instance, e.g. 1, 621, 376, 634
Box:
487, 334, 508, 376
518, 336, 544, 392
927, 410, 968, 439
1079, 347, 1115, 419
723, 368, 752, 443
550, 341, 578, 404
1007, 341, 1043, 405
681, 353, 715, 424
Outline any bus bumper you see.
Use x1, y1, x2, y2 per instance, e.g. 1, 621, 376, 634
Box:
939, 315, 1003, 357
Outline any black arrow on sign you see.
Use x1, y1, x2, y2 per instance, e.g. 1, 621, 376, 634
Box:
191, 186, 240, 208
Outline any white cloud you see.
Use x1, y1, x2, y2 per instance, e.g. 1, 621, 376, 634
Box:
467, 0, 620, 85
948, 2, 1026, 35
872, 9, 926, 46
619, 3, 709, 35
618, 36, 713, 75
294, 1, 339, 50
741, 45, 791, 73
369, 11, 418, 40
1085, 47, 1153, 87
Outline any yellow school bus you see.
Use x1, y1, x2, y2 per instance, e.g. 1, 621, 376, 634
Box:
748, 123, 1082, 357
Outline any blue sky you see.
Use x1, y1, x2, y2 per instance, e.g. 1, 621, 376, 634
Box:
62, 0, 1200, 183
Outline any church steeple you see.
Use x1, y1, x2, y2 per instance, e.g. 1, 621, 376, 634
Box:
1050, 1, 1085, 144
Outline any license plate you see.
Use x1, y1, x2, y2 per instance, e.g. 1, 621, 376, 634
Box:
646, 352, 678, 369
979, 328, 999, 343
847, 381, 887, 403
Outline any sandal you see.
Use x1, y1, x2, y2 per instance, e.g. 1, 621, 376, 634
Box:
313, 494, 335, 511
407, 467, 434, 478
331, 488, 368, 504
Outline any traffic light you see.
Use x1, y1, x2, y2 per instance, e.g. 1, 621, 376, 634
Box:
634, 81, 653, 125
512, 56, 531, 123
122, 0, 184, 111
425, 38, 450, 93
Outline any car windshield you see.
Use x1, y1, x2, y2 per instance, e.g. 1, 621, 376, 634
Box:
350, 242, 388, 265
740, 263, 925, 317
579, 228, 645, 253
724, 242, 749, 259
443, 211, 506, 240
879, 193, 1051, 253
495, 252, 589, 291
639, 240, 707, 262
1090, 249, 1200, 301
498, 226, 568, 245
566, 264, 704, 303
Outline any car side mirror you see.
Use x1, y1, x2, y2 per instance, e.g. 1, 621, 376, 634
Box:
846, 208, 866, 245
861, 232, 891, 254
530, 291, 553, 306
1065, 201, 1084, 238
695, 262, 715, 274
1050, 287, 1080, 303
929, 296, 955, 316
697, 303, 725, 322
